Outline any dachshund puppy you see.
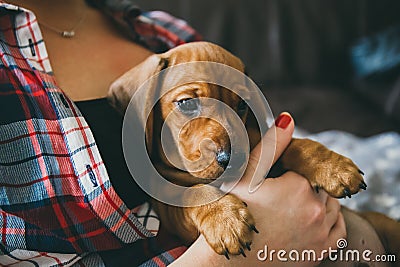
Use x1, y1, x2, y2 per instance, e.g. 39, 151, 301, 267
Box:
108, 42, 400, 262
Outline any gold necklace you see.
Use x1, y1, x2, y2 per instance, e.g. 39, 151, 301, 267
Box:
38, 10, 87, 38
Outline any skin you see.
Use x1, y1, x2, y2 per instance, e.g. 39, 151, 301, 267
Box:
8, 0, 153, 101
7, 1, 347, 265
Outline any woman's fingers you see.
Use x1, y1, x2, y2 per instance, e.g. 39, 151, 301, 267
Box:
314, 188, 329, 204
320, 197, 346, 256
271, 112, 295, 163
326, 210, 346, 250
247, 112, 294, 166
324, 197, 341, 229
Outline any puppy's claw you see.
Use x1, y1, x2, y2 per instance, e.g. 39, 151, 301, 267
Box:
314, 185, 319, 193
358, 169, 365, 175
343, 188, 352, 198
224, 250, 230, 260
245, 242, 252, 251
199, 194, 254, 259
250, 225, 259, 234
239, 248, 246, 257
359, 181, 367, 190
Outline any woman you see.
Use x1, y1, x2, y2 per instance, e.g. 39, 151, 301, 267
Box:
0, 1, 345, 266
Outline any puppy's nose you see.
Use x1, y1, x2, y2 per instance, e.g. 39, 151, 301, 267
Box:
216, 150, 231, 170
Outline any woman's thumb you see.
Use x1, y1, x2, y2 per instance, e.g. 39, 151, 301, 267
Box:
243, 112, 295, 192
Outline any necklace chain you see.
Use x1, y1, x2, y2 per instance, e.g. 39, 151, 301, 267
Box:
38, 10, 87, 38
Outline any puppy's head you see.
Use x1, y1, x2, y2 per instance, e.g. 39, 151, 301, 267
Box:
109, 42, 252, 183
159, 81, 250, 179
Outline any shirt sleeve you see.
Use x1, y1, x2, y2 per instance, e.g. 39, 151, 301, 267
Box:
86, 0, 202, 53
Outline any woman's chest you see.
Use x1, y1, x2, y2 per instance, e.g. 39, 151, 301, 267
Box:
43, 11, 153, 101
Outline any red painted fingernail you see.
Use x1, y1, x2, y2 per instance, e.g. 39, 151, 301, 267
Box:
275, 113, 291, 129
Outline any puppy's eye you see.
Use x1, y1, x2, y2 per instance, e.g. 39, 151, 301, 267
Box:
176, 98, 200, 114
237, 99, 248, 115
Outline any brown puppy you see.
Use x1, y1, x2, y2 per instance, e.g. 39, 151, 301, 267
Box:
108, 42, 400, 262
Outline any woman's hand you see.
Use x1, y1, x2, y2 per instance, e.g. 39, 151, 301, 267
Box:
170, 112, 346, 266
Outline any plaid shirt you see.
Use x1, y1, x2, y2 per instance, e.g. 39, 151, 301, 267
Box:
0, 1, 200, 266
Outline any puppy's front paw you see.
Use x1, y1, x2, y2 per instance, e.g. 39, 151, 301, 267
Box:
283, 139, 367, 199
308, 150, 366, 198
194, 194, 256, 259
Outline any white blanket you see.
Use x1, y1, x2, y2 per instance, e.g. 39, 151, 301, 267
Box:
294, 130, 400, 220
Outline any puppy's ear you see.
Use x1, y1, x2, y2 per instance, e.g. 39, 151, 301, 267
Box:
108, 55, 169, 152
108, 55, 169, 113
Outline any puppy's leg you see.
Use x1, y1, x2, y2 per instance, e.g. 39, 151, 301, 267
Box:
358, 211, 400, 261
153, 184, 255, 258
279, 138, 366, 198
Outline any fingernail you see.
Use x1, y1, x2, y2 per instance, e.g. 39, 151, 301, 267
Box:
275, 113, 291, 129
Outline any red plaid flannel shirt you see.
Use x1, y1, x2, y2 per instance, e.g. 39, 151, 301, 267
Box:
0, 1, 200, 266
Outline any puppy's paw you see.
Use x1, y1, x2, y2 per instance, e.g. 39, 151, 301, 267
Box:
308, 150, 367, 198
195, 194, 256, 259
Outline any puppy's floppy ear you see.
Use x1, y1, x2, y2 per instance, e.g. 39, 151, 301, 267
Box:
108, 54, 169, 152
108, 54, 169, 113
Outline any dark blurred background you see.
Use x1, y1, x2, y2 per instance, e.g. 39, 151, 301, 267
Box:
136, 0, 400, 136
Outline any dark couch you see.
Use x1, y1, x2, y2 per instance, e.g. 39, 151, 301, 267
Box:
136, 0, 400, 136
